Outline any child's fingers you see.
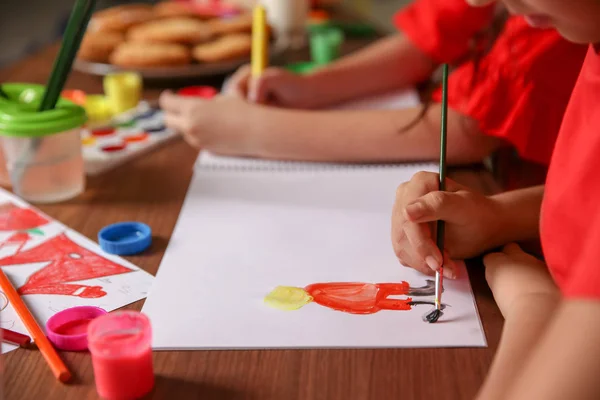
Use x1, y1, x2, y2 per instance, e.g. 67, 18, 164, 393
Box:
502, 242, 524, 256
403, 191, 463, 223
163, 113, 188, 134
159, 91, 203, 115
442, 251, 460, 279
225, 65, 251, 97
403, 222, 444, 273
482, 250, 509, 269
248, 68, 283, 103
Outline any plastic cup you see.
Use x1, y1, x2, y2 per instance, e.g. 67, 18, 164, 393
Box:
0, 83, 86, 203
310, 27, 343, 65
88, 311, 154, 400
261, 0, 309, 49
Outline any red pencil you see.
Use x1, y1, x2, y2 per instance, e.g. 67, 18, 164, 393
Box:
0, 328, 31, 347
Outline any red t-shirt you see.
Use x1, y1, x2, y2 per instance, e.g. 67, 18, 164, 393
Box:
394, 0, 587, 165
541, 46, 600, 299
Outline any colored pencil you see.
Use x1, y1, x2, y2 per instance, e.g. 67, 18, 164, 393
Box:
0, 328, 31, 347
251, 4, 268, 78
0, 269, 71, 382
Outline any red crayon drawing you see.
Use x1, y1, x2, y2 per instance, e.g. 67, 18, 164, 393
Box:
265, 280, 443, 314
0, 233, 133, 298
0, 203, 49, 231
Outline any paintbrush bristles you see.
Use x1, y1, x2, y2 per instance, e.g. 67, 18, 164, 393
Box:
423, 308, 443, 323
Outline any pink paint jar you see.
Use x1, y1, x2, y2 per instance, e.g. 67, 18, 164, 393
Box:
88, 311, 154, 400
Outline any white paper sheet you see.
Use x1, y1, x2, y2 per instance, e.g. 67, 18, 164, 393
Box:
0, 189, 154, 354
329, 88, 420, 110
142, 165, 486, 350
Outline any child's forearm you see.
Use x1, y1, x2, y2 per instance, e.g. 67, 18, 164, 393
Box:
476, 293, 560, 400
302, 34, 436, 107
246, 103, 502, 164
490, 186, 544, 245
504, 301, 600, 400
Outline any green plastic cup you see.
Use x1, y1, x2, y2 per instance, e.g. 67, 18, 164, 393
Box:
310, 27, 344, 65
0, 83, 87, 203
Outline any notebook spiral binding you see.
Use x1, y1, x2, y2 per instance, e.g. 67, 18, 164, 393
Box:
195, 152, 437, 173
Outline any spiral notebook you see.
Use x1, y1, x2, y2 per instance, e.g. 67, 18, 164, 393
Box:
142, 152, 487, 350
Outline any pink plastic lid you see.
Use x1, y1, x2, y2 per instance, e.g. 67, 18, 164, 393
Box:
46, 306, 108, 351
177, 86, 218, 98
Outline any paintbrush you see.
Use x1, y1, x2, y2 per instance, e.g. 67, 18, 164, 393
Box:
423, 63, 449, 324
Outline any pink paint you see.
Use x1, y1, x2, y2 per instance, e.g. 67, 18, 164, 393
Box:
55, 318, 93, 335
46, 306, 108, 351
88, 311, 154, 400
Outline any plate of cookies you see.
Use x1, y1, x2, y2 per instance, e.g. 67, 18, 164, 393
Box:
74, 2, 280, 79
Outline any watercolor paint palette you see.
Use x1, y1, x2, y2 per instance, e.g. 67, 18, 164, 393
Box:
81, 102, 178, 176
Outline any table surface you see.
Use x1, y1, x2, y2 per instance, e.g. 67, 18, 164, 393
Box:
0, 10, 504, 400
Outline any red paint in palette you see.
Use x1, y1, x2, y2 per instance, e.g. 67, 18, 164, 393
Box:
102, 143, 127, 152
92, 128, 116, 137
124, 133, 149, 143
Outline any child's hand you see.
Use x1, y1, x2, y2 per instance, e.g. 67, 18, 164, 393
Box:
224, 65, 316, 108
391, 171, 505, 278
159, 91, 257, 153
484, 243, 558, 318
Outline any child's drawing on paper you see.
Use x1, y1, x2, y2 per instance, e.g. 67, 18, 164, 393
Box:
0, 203, 49, 231
0, 233, 133, 298
265, 280, 446, 314
0, 193, 154, 355
0, 201, 135, 299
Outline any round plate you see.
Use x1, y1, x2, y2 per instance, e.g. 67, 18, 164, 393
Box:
73, 47, 285, 80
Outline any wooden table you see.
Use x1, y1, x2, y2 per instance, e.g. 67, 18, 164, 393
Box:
0, 14, 504, 400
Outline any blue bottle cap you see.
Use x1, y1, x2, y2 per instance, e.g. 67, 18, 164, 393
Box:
98, 222, 152, 255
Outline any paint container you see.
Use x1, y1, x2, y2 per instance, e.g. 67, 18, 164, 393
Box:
46, 306, 108, 351
104, 72, 142, 115
310, 27, 343, 65
88, 311, 154, 400
0, 84, 86, 203
260, 0, 309, 49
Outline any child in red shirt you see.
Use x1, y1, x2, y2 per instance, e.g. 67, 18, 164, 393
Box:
160, 0, 586, 166
391, 0, 600, 398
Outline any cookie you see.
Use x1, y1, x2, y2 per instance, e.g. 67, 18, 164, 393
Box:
78, 31, 125, 63
192, 34, 252, 63
88, 4, 155, 33
153, 2, 202, 19
109, 42, 191, 68
209, 13, 253, 35
127, 18, 213, 45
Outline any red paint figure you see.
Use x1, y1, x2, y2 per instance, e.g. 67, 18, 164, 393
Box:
304, 281, 437, 314
0, 203, 49, 231
0, 234, 132, 298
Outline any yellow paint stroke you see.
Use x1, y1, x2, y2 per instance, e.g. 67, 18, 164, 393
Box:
81, 136, 96, 146
264, 286, 313, 311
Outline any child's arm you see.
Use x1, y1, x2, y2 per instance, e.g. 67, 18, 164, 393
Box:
160, 93, 503, 165
501, 301, 600, 400
476, 244, 560, 400
302, 33, 437, 106
226, 33, 436, 108
479, 245, 600, 399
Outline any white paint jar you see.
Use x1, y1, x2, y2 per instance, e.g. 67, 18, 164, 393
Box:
260, 0, 309, 49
